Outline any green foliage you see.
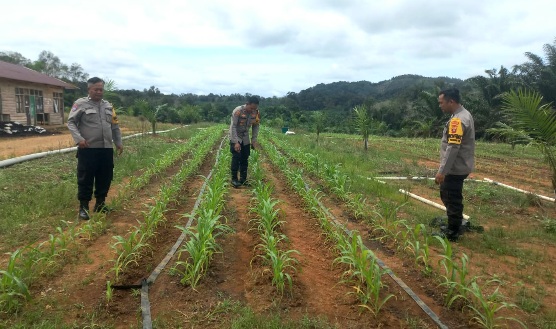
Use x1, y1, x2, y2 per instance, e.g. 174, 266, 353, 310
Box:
501, 89, 556, 193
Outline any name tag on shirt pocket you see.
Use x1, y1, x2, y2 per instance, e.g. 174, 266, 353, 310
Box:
85, 108, 97, 115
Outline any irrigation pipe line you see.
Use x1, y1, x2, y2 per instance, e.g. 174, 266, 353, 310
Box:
375, 176, 486, 183
138, 136, 226, 329
483, 177, 555, 203
372, 175, 555, 203
0, 127, 183, 169
399, 189, 471, 221
303, 182, 449, 329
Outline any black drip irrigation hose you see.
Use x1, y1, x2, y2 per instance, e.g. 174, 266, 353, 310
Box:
304, 182, 449, 329
111, 137, 226, 329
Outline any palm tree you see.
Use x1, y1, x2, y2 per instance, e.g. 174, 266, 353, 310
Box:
500, 89, 556, 197
135, 100, 167, 134
353, 105, 373, 151
514, 38, 556, 104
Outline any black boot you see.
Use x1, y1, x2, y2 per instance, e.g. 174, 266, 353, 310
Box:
94, 198, 111, 213
231, 171, 242, 188
79, 201, 90, 220
239, 172, 250, 186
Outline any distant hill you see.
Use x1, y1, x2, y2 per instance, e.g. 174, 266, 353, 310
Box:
294, 74, 464, 111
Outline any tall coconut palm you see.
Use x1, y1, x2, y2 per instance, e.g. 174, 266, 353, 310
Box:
501, 89, 556, 197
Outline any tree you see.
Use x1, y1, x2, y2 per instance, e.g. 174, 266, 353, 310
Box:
514, 38, 556, 104
0, 51, 31, 65
29, 50, 64, 77
499, 90, 556, 196
135, 100, 167, 134
353, 105, 373, 151
178, 104, 202, 124
313, 111, 326, 143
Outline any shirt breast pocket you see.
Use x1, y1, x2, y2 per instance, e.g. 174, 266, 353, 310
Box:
83, 108, 98, 123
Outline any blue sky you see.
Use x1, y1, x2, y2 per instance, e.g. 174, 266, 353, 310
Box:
1, 0, 555, 97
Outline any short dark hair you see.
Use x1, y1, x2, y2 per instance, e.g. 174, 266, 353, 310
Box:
439, 88, 461, 104
87, 77, 104, 88
246, 96, 259, 105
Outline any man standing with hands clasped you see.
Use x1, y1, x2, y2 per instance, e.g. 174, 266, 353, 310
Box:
229, 96, 260, 188
434, 88, 475, 241
67, 77, 123, 220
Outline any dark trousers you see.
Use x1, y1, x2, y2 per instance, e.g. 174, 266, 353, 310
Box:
440, 174, 468, 232
77, 148, 114, 202
230, 142, 251, 181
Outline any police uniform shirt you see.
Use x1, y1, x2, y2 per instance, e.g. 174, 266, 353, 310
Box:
67, 97, 123, 149
438, 105, 475, 175
229, 105, 260, 145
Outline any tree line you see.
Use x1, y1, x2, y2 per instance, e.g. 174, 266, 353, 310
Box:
1, 38, 554, 140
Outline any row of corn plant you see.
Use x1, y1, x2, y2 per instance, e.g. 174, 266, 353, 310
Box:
170, 145, 232, 289
0, 127, 223, 314
267, 130, 369, 220
333, 232, 395, 316
109, 128, 223, 282
260, 138, 394, 316
266, 132, 525, 328
248, 150, 300, 295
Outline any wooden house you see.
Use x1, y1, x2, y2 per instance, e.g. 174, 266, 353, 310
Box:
0, 60, 76, 126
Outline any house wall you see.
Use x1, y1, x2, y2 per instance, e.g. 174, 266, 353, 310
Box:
0, 79, 66, 125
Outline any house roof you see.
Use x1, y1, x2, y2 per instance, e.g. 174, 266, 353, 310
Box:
0, 60, 77, 89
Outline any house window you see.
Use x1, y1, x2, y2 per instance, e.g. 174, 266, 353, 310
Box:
15, 88, 44, 114
53, 92, 63, 113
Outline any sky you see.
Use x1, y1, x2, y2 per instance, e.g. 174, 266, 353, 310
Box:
1, 0, 555, 97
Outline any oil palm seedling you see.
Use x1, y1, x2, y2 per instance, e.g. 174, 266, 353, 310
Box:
493, 89, 555, 197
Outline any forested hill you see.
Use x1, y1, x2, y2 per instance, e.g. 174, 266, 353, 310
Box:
294, 74, 464, 111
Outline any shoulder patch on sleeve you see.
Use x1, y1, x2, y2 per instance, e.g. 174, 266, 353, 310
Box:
448, 117, 463, 144
112, 108, 119, 124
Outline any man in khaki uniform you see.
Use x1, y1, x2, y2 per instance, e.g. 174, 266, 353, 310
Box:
229, 96, 260, 188
67, 77, 123, 220
435, 88, 475, 241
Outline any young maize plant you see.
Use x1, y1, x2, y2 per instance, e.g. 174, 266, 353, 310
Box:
334, 232, 394, 316
110, 228, 151, 282
0, 249, 30, 313
453, 279, 526, 329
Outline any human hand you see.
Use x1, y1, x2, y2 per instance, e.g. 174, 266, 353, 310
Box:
78, 140, 89, 148
251, 141, 258, 150
435, 173, 445, 185
117, 145, 124, 156
234, 142, 241, 152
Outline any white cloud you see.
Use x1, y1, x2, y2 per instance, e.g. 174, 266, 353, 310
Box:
1, 0, 555, 97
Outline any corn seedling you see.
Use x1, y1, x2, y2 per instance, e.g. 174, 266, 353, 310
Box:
354, 251, 396, 317
110, 228, 150, 281
0, 249, 30, 313
457, 279, 527, 329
